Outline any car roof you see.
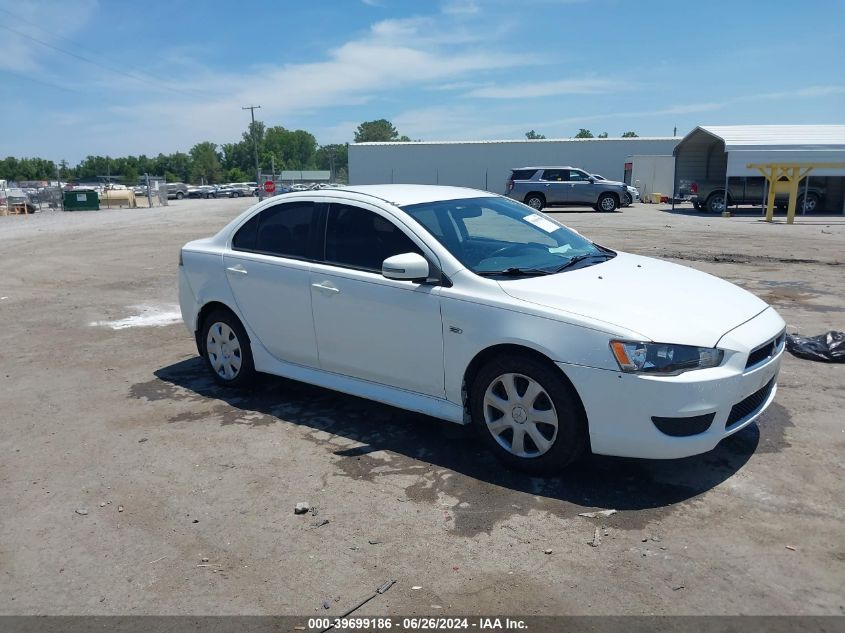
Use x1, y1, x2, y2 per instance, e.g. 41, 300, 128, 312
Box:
512, 166, 577, 170
325, 184, 497, 207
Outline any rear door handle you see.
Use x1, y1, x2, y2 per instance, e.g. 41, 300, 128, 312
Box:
226, 264, 248, 275
312, 282, 340, 294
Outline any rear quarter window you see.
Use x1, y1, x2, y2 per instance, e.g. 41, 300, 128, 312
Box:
510, 169, 538, 181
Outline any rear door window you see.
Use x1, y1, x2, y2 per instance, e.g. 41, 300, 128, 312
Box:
232, 201, 316, 259
540, 169, 567, 181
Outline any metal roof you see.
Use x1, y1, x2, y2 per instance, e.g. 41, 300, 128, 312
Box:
693, 125, 845, 149
352, 137, 676, 147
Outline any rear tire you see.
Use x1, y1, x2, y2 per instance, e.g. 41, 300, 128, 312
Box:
200, 308, 256, 387
524, 193, 545, 211
175, 191, 184, 200
706, 192, 728, 213
470, 354, 586, 475
232, 191, 241, 198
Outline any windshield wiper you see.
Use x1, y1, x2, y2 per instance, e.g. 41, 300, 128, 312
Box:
476, 267, 551, 277
554, 253, 614, 272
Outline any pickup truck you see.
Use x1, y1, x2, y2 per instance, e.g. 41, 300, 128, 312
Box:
691, 177, 824, 213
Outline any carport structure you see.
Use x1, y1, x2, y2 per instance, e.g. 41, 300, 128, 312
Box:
673, 125, 845, 222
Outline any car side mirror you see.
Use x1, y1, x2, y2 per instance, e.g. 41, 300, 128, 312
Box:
588, 176, 596, 183
382, 252, 429, 281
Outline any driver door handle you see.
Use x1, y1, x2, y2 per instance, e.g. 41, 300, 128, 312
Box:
226, 264, 248, 275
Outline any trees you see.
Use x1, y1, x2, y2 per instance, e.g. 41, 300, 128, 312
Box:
354, 119, 408, 143
189, 142, 223, 184
622, 131, 639, 138
575, 128, 594, 138
597, 132, 609, 138
525, 130, 546, 139
1, 116, 415, 186
264, 127, 318, 170
316, 143, 348, 180
0, 157, 57, 181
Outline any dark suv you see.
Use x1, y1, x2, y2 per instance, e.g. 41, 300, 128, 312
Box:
505, 167, 628, 212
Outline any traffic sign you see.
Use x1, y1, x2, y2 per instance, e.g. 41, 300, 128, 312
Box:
263, 180, 276, 193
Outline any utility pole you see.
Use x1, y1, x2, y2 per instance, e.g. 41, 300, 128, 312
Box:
242, 105, 262, 184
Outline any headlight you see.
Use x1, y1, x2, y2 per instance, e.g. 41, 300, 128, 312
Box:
609, 340, 723, 375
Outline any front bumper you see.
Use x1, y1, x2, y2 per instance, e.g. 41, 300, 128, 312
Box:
561, 308, 785, 459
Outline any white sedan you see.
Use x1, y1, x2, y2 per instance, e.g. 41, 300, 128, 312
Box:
179, 185, 784, 474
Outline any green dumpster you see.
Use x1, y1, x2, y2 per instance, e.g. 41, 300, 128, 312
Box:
63, 189, 100, 211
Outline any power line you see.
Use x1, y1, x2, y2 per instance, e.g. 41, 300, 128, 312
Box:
0, 21, 212, 98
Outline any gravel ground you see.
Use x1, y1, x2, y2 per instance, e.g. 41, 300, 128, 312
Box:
0, 198, 842, 616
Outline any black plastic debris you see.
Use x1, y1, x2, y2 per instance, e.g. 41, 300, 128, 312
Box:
785, 331, 845, 363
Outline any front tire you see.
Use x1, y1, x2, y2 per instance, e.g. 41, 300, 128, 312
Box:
524, 193, 545, 210
797, 192, 820, 213
201, 308, 256, 387
232, 191, 241, 198
175, 191, 184, 200
596, 192, 618, 212
470, 354, 586, 475
623, 192, 633, 206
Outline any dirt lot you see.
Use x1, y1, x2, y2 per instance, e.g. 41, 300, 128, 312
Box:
0, 198, 843, 616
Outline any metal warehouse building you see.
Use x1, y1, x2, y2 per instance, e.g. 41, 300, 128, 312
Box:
349, 137, 678, 194
674, 125, 845, 215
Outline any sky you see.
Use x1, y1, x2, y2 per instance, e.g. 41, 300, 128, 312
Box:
1, 0, 844, 162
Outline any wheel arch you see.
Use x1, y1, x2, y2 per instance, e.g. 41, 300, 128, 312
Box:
462, 343, 590, 443
194, 301, 249, 354
706, 189, 733, 204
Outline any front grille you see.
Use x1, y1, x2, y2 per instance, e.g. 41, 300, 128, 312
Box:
745, 331, 785, 369
726, 379, 775, 428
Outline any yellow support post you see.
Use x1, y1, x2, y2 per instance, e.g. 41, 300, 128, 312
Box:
748, 162, 845, 224
764, 165, 777, 222
785, 166, 800, 225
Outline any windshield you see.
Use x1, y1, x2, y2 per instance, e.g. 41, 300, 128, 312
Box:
403, 196, 612, 275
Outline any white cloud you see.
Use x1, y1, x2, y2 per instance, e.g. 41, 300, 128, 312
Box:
469, 78, 630, 99
0, 0, 98, 72
46, 13, 531, 156
441, 0, 481, 15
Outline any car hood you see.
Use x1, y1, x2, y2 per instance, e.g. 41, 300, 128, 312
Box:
497, 252, 768, 347
600, 179, 627, 188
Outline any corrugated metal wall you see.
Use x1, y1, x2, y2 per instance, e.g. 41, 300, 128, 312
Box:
349, 138, 679, 192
